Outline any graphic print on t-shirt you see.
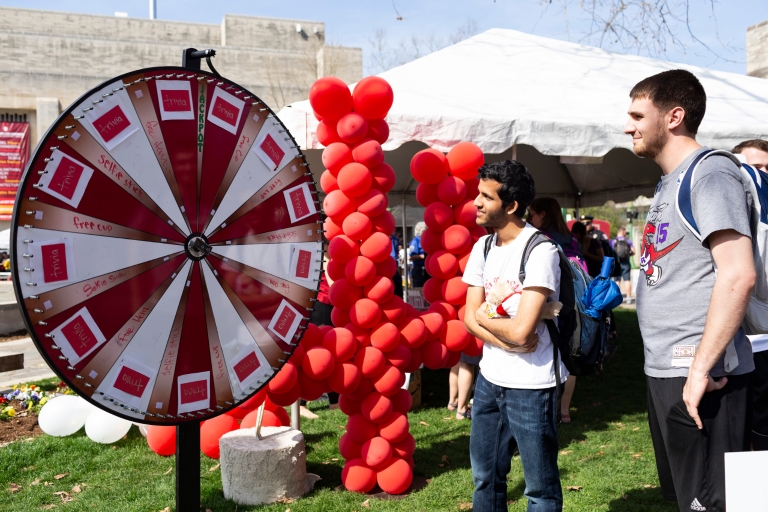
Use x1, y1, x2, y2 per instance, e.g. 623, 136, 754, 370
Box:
639, 204, 683, 286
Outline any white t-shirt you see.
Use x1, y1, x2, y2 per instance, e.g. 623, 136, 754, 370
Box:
462, 225, 568, 389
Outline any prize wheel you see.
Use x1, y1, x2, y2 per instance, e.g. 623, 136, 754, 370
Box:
11, 66, 323, 424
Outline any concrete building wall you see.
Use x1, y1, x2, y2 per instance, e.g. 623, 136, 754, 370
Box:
747, 20, 768, 79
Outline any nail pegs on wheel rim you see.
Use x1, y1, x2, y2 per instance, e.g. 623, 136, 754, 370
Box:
11, 66, 322, 425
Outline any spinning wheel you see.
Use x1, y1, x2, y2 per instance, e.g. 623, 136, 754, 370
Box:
11, 66, 322, 425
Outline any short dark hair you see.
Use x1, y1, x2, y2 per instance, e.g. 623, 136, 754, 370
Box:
478, 160, 535, 218
571, 221, 587, 237
732, 139, 768, 154
629, 69, 706, 134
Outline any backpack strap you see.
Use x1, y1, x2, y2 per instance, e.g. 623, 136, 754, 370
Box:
483, 234, 494, 261
518, 231, 555, 285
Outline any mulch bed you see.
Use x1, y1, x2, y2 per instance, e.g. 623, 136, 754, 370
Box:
0, 329, 30, 343
0, 403, 43, 445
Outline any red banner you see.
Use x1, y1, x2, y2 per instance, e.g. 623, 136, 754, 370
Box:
0, 122, 30, 220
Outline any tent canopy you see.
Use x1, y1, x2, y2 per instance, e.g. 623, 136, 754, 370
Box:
279, 29, 768, 207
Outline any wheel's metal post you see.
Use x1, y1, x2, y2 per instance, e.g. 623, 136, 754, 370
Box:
291, 399, 300, 430
176, 422, 200, 511
255, 401, 266, 439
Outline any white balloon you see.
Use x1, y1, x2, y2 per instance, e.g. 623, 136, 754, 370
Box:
135, 423, 148, 437
38, 395, 89, 437
85, 408, 132, 444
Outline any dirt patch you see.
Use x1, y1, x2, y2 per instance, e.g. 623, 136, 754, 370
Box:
0, 403, 43, 445
0, 329, 30, 343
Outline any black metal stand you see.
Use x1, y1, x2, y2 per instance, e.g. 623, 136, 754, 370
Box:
182, 47, 221, 77
176, 423, 201, 511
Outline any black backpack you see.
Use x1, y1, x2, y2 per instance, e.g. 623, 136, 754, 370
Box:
614, 239, 630, 262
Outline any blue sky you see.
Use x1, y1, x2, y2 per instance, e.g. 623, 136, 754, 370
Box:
4, 1, 767, 74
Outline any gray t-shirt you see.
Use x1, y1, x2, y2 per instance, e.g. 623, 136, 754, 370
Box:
637, 147, 754, 378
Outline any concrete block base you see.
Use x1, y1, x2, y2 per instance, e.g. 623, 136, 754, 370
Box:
220, 426, 319, 505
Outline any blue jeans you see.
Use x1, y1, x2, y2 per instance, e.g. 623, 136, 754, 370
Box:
470, 373, 562, 512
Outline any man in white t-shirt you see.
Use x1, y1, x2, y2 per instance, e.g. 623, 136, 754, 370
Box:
462, 160, 565, 512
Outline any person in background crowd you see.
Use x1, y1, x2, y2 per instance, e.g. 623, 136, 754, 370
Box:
448, 356, 478, 421
0, 252, 9, 272
464, 160, 566, 511
527, 197, 581, 424
571, 221, 604, 278
732, 138, 768, 451
390, 234, 403, 299
625, 69, 755, 512
583, 217, 608, 241
409, 221, 430, 287
611, 227, 636, 303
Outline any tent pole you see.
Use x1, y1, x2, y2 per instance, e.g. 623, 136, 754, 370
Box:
575, 193, 582, 220
402, 192, 408, 300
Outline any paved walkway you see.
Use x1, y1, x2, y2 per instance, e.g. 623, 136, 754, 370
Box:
0, 337, 55, 389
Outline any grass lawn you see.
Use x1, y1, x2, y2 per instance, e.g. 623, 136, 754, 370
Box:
0, 309, 676, 511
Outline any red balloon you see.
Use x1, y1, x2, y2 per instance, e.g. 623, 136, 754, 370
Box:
356, 189, 388, 217
339, 433, 363, 460
147, 425, 176, 456
317, 119, 341, 147
322, 142, 354, 176
385, 343, 411, 370
352, 139, 384, 168
454, 199, 478, 227
354, 346, 386, 378
424, 202, 454, 233
464, 335, 484, 357
323, 327, 357, 361
457, 304, 466, 322
339, 394, 363, 416
361, 436, 393, 469
328, 362, 362, 395
420, 228, 443, 255
238, 388, 267, 411
331, 307, 351, 328
399, 316, 427, 348
427, 250, 459, 280
200, 415, 239, 459
360, 232, 392, 263
268, 361, 298, 394
264, 399, 291, 425
370, 163, 396, 193
422, 277, 445, 304
349, 298, 382, 329
442, 225, 473, 254
345, 322, 371, 348
226, 406, 249, 420
310, 77, 352, 121
437, 176, 467, 206
342, 212, 373, 240
464, 177, 480, 201
470, 224, 488, 242
458, 253, 470, 274
342, 458, 377, 493
302, 347, 336, 380
403, 346, 423, 373
324, 216, 343, 240
392, 434, 416, 459
298, 372, 327, 401
444, 319, 471, 351
337, 162, 372, 198
375, 257, 397, 278
422, 339, 449, 369
420, 311, 445, 340
363, 275, 395, 302
442, 277, 470, 305
370, 210, 396, 236
377, 457, 413, 495
367, 118, 390, 144
240, 409, 285, 429
329, 235, 359, 264
323, 190, 355, 221
267, 379, 301, 407
373, 365, 405, 396
361, 393, 393, 424
326, 259, 346, 282
445, 349, 462, 368
347, 376, 374, 401
290, 342, 306, 363
447, 141, 485, 180
378, 412, 409, 443
416, 182, 440, 207
353, 76, 394, 119
370, 322, 400, 352
428, 300, 457, 321
337, 112, 369, 145
410, 148, 449, 185
320, 170, 338, 193
391, 388, 413, 414
345, 256, 377, 287
379, 295, 406, 324
329, 278, 363, 309
346, 414, 378, 444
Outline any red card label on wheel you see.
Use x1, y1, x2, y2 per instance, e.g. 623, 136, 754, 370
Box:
114, 366, 151, 398
41, 243, 69, 283
38, 150, 94, 208
180, 379, 208, 404
212, 98, 238, 126
156, 80, 195, 121
161, 90, 191, 112
260, 134, 285, 168
50, 306, 107, 365
283, 183, 316, 223
207, 87, 245, 135
60, 314, 98, 357
49, 157, 84, 200
295, 250, 311, 279
233, 351, 260, 382
93, 105, 131, 143
268, 299, 302, 343
177, 371, 211, 413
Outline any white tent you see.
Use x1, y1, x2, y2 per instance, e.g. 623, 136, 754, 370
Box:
279, 29, 768, 208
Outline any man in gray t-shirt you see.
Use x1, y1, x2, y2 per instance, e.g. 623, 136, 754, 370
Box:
625, 70, 756, 512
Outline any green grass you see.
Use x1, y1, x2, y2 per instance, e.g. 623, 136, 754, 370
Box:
0, 309, 675, 511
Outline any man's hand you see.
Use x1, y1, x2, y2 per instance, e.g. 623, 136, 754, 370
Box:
475, 303, 539, 353
682, 368, 728, 429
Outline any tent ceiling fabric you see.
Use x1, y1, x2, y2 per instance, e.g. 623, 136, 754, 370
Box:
284, 28, 768, 208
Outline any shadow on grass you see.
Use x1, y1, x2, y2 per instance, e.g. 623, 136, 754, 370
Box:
606, 487, 678, 511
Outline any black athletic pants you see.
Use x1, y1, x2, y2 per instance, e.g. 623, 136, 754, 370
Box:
750, 351, 768, 450
646, 374, 751, 512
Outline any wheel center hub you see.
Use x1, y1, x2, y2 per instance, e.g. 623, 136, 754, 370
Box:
184, 233, 212, 261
